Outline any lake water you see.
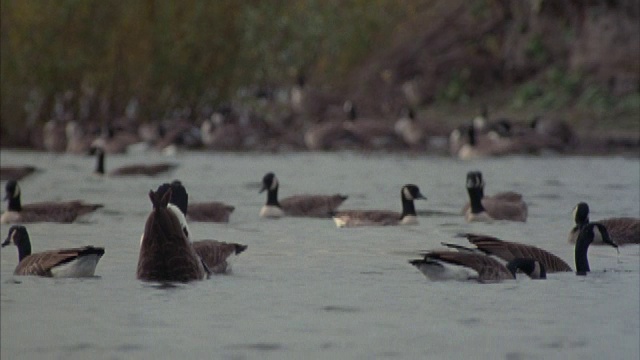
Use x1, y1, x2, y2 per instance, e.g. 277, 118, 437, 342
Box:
1, 149, 639, 360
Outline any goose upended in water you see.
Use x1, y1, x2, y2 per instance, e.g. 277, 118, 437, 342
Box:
1, 180, 103, 224
259, 172, 348, 218
154, 180, 247, 274
332, 184, 426, 228
463, 171, 527, 222
569, 202, 639, 246
457, 224, 618, 276
456, 233, 572, 272
409, 248, 546, 283
2, 225, 105, 277
92, 146, 176, 177
156, 180, 235, 223
137, 189, 206, 282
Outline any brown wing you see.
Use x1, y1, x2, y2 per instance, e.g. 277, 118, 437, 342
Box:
281, 194, 347, 217
192, 240, 247, 274
14, 247, 89, 276
463, 233, 572, 272
426, 251, 513, 282
482, 197, 527, 222
599, 218, 640, 245
332, 210, 401, 226
187, 202, 235, 222
111, 163, 176, 176
20, 201, 102, 223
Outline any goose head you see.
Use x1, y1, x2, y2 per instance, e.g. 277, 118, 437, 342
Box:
506, 258, 547, 279
465, 171, 486, 213
401, 184, 426, 202
400, 184, 426, 220
4, 180, 22, 211
2, 225, 32, 261
260, 172, 279, 193
260, 172, 280, 207
572, 202, 590, 228
156, 180, 189, 217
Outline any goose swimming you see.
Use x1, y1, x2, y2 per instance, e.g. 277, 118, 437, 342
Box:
2, 225, 104, 277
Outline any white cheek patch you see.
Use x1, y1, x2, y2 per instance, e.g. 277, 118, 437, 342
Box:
14, 184, 21, 198
402, 187, 413, 200
167, 204, 191, 242
571, 205, 578, 223
271, 178, 279, 191
592, 225, 603, 243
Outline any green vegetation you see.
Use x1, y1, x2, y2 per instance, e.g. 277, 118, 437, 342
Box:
1, 0, 638, 144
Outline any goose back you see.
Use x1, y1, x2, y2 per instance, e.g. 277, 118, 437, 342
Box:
137, 189, 205, 282
461, 233, 572, 272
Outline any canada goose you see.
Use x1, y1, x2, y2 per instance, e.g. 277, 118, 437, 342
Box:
92, 146, 176, 177
409, 251, 546, 283
456, 233, 572, 272
1, 180, 103, 224
42, 119, 67, 152
90, 124, 139, 154
394, 107, 426, 148
156, 180, 235, 223
332, 184, 426, 228
463, 171, 527, 222
530, 116, 575, 150
154, 181, 246, 274
65, 121, 95, 154
341, 101, 402, 150
201, 111, 245, 150
137, 189, 206, 282
192, 240, 247, 274
569, 202, 639, 246
259, 172, 348, 218
574, 222, 618, 275
1, 225, 105, 277
0, 166, 38, 181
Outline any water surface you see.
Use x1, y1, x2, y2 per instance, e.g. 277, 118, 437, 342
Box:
1, 150, 639, 359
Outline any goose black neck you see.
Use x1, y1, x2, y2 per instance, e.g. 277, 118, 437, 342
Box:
575, 227, 593, 276
466, 187, 485, 214
401, 197, 417, 218
17, 238, 32, 262
467, 126, 477, 146
7, 192, 22, 211
95, 151, 105, 174
265, 187, 281, 207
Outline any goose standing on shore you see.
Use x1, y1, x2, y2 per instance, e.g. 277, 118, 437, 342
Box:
259, 172, 348, 218
2, 225, 105, 277
463, 171, 527, 222
568, 202, 639, 245
331, 184, 426, 227
1, 180, 103, 224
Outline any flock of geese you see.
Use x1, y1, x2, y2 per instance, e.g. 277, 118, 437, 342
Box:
1, 155, 638, 283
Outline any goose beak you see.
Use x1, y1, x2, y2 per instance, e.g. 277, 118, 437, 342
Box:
1, 235, 10, 247
416, 192, 427, 200
259, 185, 267, 193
